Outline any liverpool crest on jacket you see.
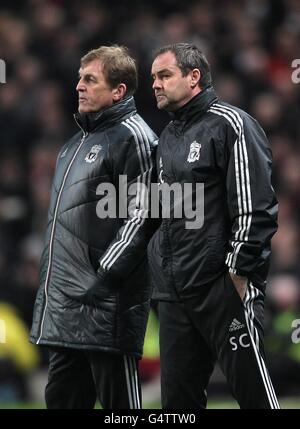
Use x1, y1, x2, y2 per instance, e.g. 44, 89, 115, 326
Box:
187, 141, 201, 163
85, 145, 102, 163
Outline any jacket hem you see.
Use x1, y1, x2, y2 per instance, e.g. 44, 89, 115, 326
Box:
29, 336, 141, 358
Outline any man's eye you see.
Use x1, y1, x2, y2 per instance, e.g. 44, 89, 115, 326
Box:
85, 77, 96, 83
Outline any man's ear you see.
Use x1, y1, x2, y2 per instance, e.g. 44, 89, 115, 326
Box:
112, 83, 127, 102
190, 68, 201, 89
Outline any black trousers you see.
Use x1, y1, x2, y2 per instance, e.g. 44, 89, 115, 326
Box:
45, 347, 141, 409
158, 271, 280, 409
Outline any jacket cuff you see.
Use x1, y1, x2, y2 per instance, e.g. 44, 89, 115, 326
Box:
228, 266, 248, 278
97, 266, 119, 289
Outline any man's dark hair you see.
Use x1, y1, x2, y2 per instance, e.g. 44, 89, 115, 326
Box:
81, 45, 137, 96
154, 43, 212, 88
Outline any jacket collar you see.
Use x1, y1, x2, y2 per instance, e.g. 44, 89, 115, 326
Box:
170, 85, 218, 131
74, 96, 136, 133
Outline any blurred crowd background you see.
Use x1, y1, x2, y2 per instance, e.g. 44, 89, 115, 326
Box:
0, 0, 300, 406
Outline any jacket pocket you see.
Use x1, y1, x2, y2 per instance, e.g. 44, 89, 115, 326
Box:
88, 246, 105, 274
225, 271, 247, 304
147, 232, 174, 300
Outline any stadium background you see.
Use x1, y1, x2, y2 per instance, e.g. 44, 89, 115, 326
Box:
0, 0, 300, 408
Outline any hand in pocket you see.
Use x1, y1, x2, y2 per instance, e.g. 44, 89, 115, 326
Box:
229, 272, 248, 301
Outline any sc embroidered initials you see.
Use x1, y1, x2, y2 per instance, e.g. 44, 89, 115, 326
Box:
229, 334, 250, 351
187, 141, 201, 163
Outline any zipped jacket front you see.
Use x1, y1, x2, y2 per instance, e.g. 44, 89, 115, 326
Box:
148, 88, 278, 301
30, 97, 158, 357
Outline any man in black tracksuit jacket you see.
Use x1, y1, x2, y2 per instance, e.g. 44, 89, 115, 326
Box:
149, 43, 279, 409
30, 46, 157, 409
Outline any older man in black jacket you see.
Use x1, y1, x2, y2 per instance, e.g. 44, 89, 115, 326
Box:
149, 43, 279, 409
30, 45, 157, 409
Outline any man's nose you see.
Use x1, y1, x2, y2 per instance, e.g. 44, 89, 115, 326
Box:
152, 78, 161, 90
76, 79, 85, 92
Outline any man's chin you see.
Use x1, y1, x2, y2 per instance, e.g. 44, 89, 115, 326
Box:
157, 99, 169, 111
157, 100, 175, 112
78, 106, 90, 113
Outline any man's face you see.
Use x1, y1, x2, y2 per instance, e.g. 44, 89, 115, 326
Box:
76, 59, 114, 113
151, 51, 199, 112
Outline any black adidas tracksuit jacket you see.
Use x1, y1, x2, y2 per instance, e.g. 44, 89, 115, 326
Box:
148, 86, 278, 301
148, 86, 280, 409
